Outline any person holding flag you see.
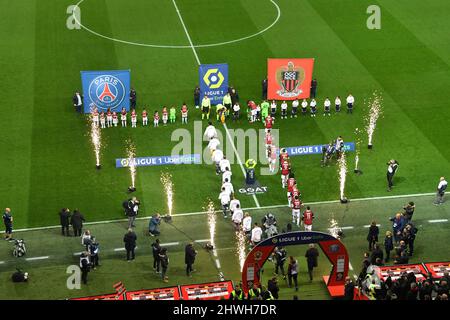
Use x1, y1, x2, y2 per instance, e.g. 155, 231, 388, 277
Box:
201, 95, 211, 120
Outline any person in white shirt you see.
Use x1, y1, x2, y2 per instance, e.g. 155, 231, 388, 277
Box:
229, 197, 240, 214
323, 97, 331, 116
218, 187, 231, 218
256, 104, 261, 122
219, 156, 231, 173
251, 222, 263, 245
335, 96, 341, 113
222, 178, 234, 197
242, 212, 252, 238
346, 94, 355, 114
203, 121, 217, 141
310, 99, 317, 117
281, 101, 288, 119
232, 103, 240, 121
232, 207, 244, 231
435, 176, 448, 205
301, 99, 308, 116
208, 138, 220, 152
270, 100, 277, 118
250, 106, 257, 123
212, 149, 223, 175
222, 167, 232, 184
291, 99, 299, 118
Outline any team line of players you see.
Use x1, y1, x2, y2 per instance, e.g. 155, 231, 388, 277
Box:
90, 105, 190, 128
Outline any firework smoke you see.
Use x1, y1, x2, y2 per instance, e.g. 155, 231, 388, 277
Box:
328, 213, 342, 239
235, 230, 247, 271
365, 91, 383, 148
338, 151, 348, 201
88, 106, 102, 168
126, 140, 137, 189
160, 172, 174, 216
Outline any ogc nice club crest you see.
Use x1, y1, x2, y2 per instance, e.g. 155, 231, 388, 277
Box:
275, 61, 305, 98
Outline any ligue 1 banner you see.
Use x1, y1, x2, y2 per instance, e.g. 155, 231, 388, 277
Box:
81, 70, 131, 113
267, 58, 315, 100
199, 63, 228, 104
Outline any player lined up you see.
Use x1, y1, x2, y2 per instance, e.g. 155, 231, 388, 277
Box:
90, 104, 189, 128
246, 94, 355, 122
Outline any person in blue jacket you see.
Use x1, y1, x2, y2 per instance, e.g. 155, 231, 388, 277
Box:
389, 213, 406, 243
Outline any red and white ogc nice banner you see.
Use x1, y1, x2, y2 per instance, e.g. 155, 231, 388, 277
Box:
267, 58, 315, 100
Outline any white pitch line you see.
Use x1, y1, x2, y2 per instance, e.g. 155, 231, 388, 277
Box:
73, 252, 83, 256
161, 242, 180, 247
26, 256, 49, 261
114, 248, 126, 252
341, 226, 355, 230
223, 123, 261, 208
363, 224, 381, 228
428, 219, 448, 223
0, 192, 439, 233
349, 262, 354, 271
215, 259, 221, 269
0, 261, 4, 265
171, 0, 201, 66
194, 239, 211, 243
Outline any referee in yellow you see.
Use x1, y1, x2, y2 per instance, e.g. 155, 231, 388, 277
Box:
201, 95, 211, 120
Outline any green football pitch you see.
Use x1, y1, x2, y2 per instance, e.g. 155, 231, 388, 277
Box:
1, 0, 450, 299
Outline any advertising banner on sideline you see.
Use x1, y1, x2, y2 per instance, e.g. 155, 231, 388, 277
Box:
199, 63, 228, 104
267, 58, 314, 100
81, 70, 130, 113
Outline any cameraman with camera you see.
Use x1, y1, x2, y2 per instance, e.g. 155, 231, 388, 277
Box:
386, 159, 399, 191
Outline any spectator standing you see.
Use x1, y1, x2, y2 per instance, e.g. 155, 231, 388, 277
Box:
129, 88, 137, 110
267, 277, 279, 299
367, 221, 379, 251
152, 239, 161, 273
125, 197, 139, 228
310, 79, 317, 98
384, 231, 394, 262
123, 228, 137, 261
344, 276, 355, 300
390, 213, 406, 243
287, 256, 299, 291
185, 242, 198, 277
59, 208, 71, 236
88, 237, 100, 269
434, 176, 448, 205
386, 159, 399, 191
403, 202, 415, 221
72, 91, 83, 113
79, 251, 90, 284
305, 244, 319, 281
149, 213, 161, 236
262, 78, 268, 100
194, 86, 200, 109
70, 209, 85, 237
159, 248, 169, 283
3, 208, 13, 241
274, 246, 287, 279
81, 230, 92, 249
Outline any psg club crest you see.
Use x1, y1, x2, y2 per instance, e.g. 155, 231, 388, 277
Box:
276, 61, 305, 98
81, 70, 130, 113
267, 58, 315, 100
88, 75, 126, 111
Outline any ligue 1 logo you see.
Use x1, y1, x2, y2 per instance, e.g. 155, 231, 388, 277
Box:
88, 75, 126, 111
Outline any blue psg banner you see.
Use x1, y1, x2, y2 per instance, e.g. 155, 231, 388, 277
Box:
116, 154, 201, 168
284, 142, 355, 156
81, 70, 130, 113
199, 63, 228, 104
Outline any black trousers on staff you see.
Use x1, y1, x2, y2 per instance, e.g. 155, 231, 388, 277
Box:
387, 172, 395, 188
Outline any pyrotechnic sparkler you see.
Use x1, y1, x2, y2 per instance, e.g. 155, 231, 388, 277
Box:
235, 230, 247, 272
126, 140, 137, 192
354, 127, 362, 174
206, 200, 216, 249
160, 172, 174, 217
338, 151, 348, 203
89, 106, 102, 169
365, 91, 383, 149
